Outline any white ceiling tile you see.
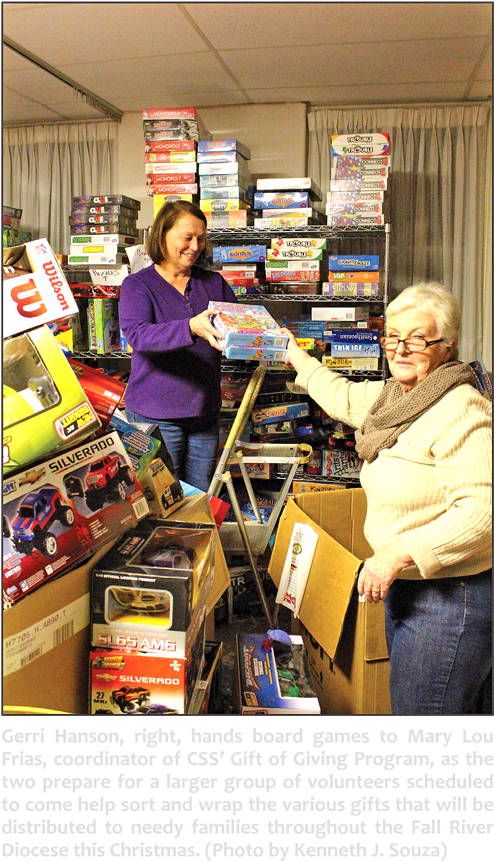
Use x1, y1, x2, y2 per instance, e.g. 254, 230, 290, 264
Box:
56, 53, 238, 101
3, 44, 35, 71
246, 82, 468, 106
2, 85, 44, 108
476, 53, 493, 79
46, 100, 109, 120
4, 103, 66, 125
219, 37, 488, 89
3, 66, 84, 104
187, 2, 492, 49
115, 92, 249, 112
3, 3, 207, 65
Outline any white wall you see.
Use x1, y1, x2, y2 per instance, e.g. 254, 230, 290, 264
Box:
117, 102, 308, 229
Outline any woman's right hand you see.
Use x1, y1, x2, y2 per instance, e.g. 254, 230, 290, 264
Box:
279, 327, 311, 373
189, 308, 222, 350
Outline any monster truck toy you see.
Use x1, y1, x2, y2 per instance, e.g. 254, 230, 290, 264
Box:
64, 453, 134, 512
110, 686, 151, 713
11, 485, 75, 558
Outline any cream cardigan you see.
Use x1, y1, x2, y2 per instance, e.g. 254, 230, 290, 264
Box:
294, 357, 492, 580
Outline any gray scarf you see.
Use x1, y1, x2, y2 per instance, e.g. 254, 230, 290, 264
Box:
355, 361, 478, 463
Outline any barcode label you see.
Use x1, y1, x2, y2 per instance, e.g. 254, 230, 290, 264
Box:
20, 647, 43, 667
133, 497, 150, 520
53, 620, 74, 648
4, 594, 90, 678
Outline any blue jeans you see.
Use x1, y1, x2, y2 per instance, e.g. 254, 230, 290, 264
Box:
125, 409, 219, 493
385, 569, 492, 715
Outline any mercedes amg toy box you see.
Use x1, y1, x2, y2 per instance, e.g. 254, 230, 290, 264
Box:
3, 431, 148, 607
91, 519, 214, 655
89, 610, 205, 715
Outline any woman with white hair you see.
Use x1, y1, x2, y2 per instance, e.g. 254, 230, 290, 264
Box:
281, 282, 492, 715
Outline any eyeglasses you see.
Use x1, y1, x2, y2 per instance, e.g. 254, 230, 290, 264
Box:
380, 336, 444, 353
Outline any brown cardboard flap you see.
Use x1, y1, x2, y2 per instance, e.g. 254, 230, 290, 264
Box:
270, 498, 361, 660
364, 601, 389, 661
295, 488, 374, 559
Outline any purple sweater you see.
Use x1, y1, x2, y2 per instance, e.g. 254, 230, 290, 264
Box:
119, 264, 237, 420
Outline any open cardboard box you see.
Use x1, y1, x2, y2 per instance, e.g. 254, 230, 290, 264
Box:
268, 488, 391, 715
4, 541, 115, 715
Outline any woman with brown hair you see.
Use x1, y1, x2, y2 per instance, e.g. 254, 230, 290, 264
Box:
120, 200, 237, 491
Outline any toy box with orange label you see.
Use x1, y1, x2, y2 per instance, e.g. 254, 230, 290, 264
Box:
3, 325, 102, 475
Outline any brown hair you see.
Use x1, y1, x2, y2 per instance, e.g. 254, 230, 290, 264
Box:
146, 200, 209, 266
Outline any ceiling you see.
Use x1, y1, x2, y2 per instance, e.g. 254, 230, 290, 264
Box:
3, 2, 492, 126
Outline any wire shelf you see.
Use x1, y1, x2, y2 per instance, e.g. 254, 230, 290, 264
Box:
209, 225, 389, 242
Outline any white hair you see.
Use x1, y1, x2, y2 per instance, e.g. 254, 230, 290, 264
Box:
386, 282, 460, 358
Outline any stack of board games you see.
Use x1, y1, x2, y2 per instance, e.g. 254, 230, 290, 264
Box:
265, 235, 329, 295
3, 205, 32, 248
209, 301, 288, 362
142, 108, 211, 205
197, 139, 253, 229
216, 263, 263, 297
326, 132, 390, 228
68, 195, 141, 265
254, 178, 326, 229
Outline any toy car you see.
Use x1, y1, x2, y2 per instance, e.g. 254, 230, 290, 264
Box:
108, 586, 171, 614
110, 686, 151, 713
11, 485, 75, 557
129, 704, 179, 715
142, 547, 194, 569
64, 453, 134, 511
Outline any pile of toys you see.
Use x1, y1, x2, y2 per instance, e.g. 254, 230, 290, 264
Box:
3, 237, 226, 714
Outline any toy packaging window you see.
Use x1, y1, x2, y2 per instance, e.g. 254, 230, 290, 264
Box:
3, 333, 60, 429
105, 584, 174, 627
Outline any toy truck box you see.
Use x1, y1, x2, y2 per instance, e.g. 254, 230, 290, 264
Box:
89, 622, 205, 715
3, 432, 148, 607
91, 519, 214, 654
3, 325, 101, 476
268, 491, 391, 714
236, 633, 320, 714
3, 239, 80, 338
109, 414, 161, 479
68, 359, 125, 429
188, 640, 223, 715
139, 457, 185, 518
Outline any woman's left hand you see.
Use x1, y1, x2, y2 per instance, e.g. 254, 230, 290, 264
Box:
357, 539, 414, 603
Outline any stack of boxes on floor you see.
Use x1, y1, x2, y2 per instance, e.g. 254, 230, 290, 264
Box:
3, 205, 32, 248
3, 237, 228, 714
198, 139, 253, 229
67, 194, 142, 355
142, 108, 211, 219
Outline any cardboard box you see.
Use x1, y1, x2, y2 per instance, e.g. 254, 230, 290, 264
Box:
145, 161, 198, 174
330, 179, 387, 192
267, 270, 320, 282
292, 481, 345, 494
322, 356, 380, 371
71, 234, 136, 246
3, 239, 80, 338
327, 255, 379, 271
146, 172, 197, 185
71, 223, 138, 236
328, 190, 385, 203
72, 195, 140, 209
267, 248, 323, 261
254, 216, 314, 229
3, 325, 101, 475
236, 633, 320, 714
142, 108, 204, 121
3, 541, 115, 714
268, 490, 391, 714
200, 186, 247, 200
146, 183, 198, 196
69, 253, 128, 266
328, 215, 385, 227
312, 307, 369, 322
200, 174, 250, 189
3, 432, 148, 607
205, 213, 251, 228
197, 151, 247, 164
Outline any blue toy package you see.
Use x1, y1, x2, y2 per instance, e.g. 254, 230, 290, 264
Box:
213, 245, 267, 263
331, 343, 380, 357
237, 632, 320, 714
